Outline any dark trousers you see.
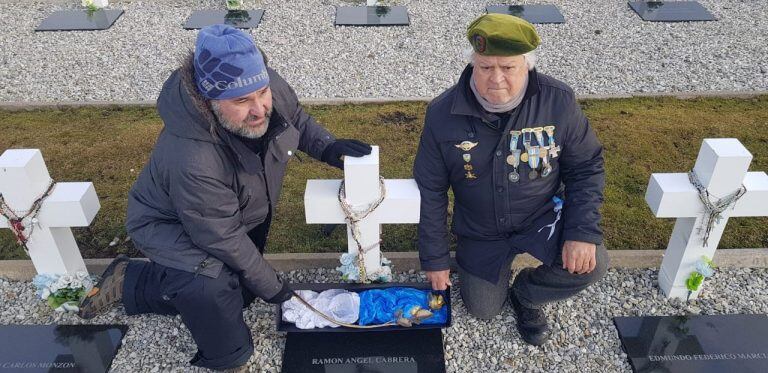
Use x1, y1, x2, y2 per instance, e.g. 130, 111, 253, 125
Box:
122, 260, 257, 370
458, 244, 609, 319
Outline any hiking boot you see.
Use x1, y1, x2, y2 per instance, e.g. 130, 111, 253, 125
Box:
509, 269, 550, 346
78, 255, 130, 319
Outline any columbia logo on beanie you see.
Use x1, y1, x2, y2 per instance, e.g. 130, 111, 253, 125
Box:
194, 24, 270, 100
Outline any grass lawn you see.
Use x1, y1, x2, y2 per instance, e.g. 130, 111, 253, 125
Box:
1, 96, 767, 259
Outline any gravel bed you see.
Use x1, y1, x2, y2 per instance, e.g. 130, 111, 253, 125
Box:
0, 0, 766, 102
1, 267, 767, 372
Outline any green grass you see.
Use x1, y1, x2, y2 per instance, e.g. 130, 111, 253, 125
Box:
1, 96, 767, 259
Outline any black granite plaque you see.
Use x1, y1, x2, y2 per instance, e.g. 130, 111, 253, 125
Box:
628, 1, 716, 22
486, 4, 565, 24
0, 324, 128, 372
335, 6, 410, 26
281, 329, 445, 373
613, 314, 768, 373
36, 10, 124, 32
184, 10, 265, 30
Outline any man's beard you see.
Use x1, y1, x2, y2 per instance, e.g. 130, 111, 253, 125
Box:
211, 101, 271, 139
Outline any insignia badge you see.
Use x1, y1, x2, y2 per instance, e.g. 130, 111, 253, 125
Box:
455, 141, 479, 152
473, 35, 486, 53
463, 153, 472, 163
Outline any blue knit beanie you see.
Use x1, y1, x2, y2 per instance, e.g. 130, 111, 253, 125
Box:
194, 24, 269, 100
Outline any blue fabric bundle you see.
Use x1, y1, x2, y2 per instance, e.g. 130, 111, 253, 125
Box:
358, 287, 448, 326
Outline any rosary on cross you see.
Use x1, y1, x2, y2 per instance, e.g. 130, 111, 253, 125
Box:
337, 176, 387, 283
0, 180, 56, 254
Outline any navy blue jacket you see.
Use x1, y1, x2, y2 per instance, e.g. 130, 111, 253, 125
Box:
414, 66, 605, 276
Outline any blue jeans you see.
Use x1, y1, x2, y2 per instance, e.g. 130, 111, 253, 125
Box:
122, 260, 256, 370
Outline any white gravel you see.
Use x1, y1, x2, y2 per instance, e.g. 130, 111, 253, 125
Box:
0, 0, 766, 102
1, 267, 767, 372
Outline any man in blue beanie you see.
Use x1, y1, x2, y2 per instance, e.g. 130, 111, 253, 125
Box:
78, 24, 371, 372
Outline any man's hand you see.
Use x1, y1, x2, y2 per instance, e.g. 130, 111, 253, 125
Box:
561, 240, 597, 274
320, 139, 373, 169
426, 270, 452, 290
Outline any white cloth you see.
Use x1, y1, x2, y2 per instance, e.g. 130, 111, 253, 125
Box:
281, 289, 360, 329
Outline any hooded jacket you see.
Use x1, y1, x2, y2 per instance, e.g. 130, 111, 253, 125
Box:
126, 56, 335, 300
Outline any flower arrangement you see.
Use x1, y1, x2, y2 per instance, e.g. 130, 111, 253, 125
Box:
81, 0, 108, 12
226, 0, 244, 11
337, 253, 393, 283
32, 272, 94, 313
685, 255, 716, 299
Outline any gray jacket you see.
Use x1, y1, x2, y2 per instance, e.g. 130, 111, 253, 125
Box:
126, 58, 335, 300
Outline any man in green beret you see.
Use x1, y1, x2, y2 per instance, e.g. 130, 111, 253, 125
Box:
414, 13, 608, 346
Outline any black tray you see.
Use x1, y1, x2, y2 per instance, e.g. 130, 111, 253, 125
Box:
276, 282, 452, 332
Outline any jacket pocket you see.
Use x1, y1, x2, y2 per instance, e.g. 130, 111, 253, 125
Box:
270, 124, 300, 163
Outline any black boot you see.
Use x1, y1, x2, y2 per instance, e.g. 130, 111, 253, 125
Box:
509, 269, 550, 346
78, 255, 130, 319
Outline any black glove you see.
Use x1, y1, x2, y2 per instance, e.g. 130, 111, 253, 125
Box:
320, 139, 373, 169
265, 279, 293, 304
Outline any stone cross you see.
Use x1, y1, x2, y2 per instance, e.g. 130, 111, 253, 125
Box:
367, 0, 379, 6
645, 139, 768, 299
304, 146, 420, 278
0, 149, 100, 276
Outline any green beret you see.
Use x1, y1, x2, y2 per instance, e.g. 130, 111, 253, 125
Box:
466, 13, 540, 56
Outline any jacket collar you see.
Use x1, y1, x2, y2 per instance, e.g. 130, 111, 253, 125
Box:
450, 64, 540, 118
217, 109, 290, 175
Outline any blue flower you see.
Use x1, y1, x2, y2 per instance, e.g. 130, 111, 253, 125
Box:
340, 253, 355, 266
696, 260, 715, 278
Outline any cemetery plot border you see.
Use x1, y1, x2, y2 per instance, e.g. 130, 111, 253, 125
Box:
183, 10, 265, 30
275, 282, 452, 333
486, 4, 566, 24
35, 9, 124, 32
614, 314, 768, 373
628, 1, 716, 22
334, 5, 410, 26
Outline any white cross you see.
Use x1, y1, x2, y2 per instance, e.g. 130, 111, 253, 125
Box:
304, 146, 420, 279
645, 139, 768, 299
0, 149, 100, 276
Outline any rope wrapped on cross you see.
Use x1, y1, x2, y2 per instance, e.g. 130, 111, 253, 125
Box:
337, 176, 387, 283
0, 179, 56, 254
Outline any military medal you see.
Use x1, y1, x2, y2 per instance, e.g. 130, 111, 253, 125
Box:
528, 146, 541, 180
507, 130, 521, 166
544, 126, 560, 158
540, 147, 552, 177
455, 141, 479, 152
532, 127, 546, 147
521, 128, 533, 164
462, 153, 477, 179
508, 149, 521, 183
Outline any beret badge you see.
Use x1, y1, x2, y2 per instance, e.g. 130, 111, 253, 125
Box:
473, 34, 486, 53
